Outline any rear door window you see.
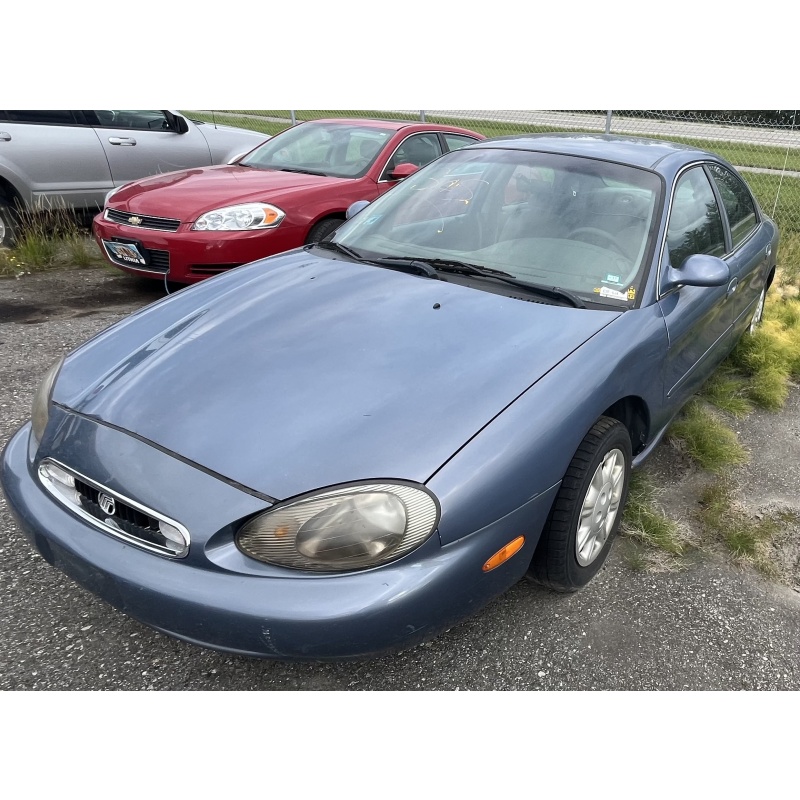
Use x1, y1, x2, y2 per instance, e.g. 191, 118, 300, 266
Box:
2, 111, 81, 125
707, 163, 759, 249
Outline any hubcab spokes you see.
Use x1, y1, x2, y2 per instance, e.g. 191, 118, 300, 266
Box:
576, 448, 625, 567
0, 215, 6, 243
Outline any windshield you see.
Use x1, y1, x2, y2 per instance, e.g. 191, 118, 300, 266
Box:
333, 147, 663, 307
239, 122, 392, 179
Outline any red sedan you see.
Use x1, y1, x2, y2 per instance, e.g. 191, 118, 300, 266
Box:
93, 117, 484, 284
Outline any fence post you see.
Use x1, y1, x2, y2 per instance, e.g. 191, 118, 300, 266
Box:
605, 110, 612, 134
290, 110, 297, 126
420, 110, 426, 122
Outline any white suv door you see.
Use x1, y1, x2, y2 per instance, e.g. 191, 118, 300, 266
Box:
88, 110, 212, 187
0, 110, 113, 209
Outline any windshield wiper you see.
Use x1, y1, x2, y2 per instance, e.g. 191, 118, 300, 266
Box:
364, 257, 441, 279
312, 240, 365, 261
375, 257, 586, 308
382, 257, 515, 279
278, 167, 329, 177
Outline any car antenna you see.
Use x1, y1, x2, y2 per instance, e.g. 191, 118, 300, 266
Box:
771, 110, 796, 219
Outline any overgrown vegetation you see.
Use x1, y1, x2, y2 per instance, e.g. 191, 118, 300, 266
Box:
0, 206, 101, 277
621, 472, 687, 557
696, 479, 796, 580
639, 272, 800, 580
668, 400, 748, 472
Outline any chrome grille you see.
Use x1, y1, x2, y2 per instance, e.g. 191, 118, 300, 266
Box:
105, 208, 181, 232
38, 459, 190, 558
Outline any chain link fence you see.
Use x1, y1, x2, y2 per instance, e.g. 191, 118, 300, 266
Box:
192, 110, 800, 239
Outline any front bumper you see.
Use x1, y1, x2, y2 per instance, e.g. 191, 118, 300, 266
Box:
1, 416, 558, 660
93, 212, 305, 284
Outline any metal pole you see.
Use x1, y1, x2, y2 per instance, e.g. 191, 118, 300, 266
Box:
605, 110, 612, 134
290, 110, 297, 126
420, 110, 426, 122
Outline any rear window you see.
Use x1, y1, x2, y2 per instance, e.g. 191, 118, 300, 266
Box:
0, 111, 80, 125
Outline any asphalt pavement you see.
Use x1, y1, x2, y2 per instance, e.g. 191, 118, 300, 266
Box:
1, 265, 799, 690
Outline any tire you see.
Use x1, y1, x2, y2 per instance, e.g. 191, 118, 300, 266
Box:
748, 286, 766, 335
0, 198, 21, 248
528, 416, 631, 592
306, 217, 343, 245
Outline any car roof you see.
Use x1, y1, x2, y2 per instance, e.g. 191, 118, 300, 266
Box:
302, 117, 476, 133
468, 133, 722, 172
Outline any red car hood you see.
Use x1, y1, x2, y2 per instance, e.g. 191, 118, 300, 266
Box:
110, 165, 357, 221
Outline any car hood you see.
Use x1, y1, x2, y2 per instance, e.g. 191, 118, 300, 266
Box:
54, 252, 620, 500
110, 165, 355, 220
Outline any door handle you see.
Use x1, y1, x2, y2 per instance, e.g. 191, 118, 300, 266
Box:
727, 278, 738, 297
0, 131, 11, 141
108, 137, 137, 146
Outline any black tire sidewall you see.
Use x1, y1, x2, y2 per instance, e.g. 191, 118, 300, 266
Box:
0, 200, 20, 248
531, 417, 632, 591
306, 218, 343, 245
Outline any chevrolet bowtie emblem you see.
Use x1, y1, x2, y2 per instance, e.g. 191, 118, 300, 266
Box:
128, 216, 143, 225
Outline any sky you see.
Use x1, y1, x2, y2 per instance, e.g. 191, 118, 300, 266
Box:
7, 2, 795, 110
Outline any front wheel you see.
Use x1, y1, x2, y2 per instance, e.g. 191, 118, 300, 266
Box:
528, 416, 631, 592
306, 217, 343, 245
0, 198, 21, 248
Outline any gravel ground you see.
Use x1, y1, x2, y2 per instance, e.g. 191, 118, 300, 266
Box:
2, 264, 799, 690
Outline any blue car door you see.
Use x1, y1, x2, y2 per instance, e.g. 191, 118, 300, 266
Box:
658, 164, 734, 408
706, 162, 773, 336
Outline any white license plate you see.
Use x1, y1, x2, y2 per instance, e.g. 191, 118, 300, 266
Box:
103, 240, 146, 265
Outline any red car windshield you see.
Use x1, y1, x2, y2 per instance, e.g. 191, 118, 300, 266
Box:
239, 122, 392, 179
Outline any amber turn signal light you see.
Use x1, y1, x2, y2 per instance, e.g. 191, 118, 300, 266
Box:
482, 536, 525, 572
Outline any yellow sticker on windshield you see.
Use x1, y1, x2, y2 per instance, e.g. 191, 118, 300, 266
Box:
627, 287, 636, 301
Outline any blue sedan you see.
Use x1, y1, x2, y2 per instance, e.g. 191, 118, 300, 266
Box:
1, 134, 778, 659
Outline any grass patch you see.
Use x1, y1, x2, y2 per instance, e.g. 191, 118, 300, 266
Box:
668, 401, 748, 472
0, 248, 27, 277
699, 368, 754, 418
724, 295, 800, 410
0, 205, 103, 277
697, 479, 784, 579
183, 111, 290, 139
621, 471, 686, 555
63, 232, 96, 267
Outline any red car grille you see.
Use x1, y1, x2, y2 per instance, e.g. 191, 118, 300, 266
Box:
105, 208, 181, 232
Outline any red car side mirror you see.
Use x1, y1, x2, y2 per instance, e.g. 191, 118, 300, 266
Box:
390, 163, 420, 180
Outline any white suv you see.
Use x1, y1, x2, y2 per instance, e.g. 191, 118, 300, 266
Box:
0, 110, 268, 246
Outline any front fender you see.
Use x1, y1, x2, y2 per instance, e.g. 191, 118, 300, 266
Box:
427, 304, 669, 544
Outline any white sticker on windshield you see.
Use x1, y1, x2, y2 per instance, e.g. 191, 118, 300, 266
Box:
599, 287, 628, 300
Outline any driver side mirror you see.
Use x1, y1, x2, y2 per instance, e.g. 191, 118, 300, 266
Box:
164, 111, 189, 134
661, 253, 730, 293
390, 163, 419, 181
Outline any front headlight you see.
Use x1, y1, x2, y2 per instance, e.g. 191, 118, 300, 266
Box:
192, 203, 285, 231
31, 356, 64, 449
236, 483, 439, 572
